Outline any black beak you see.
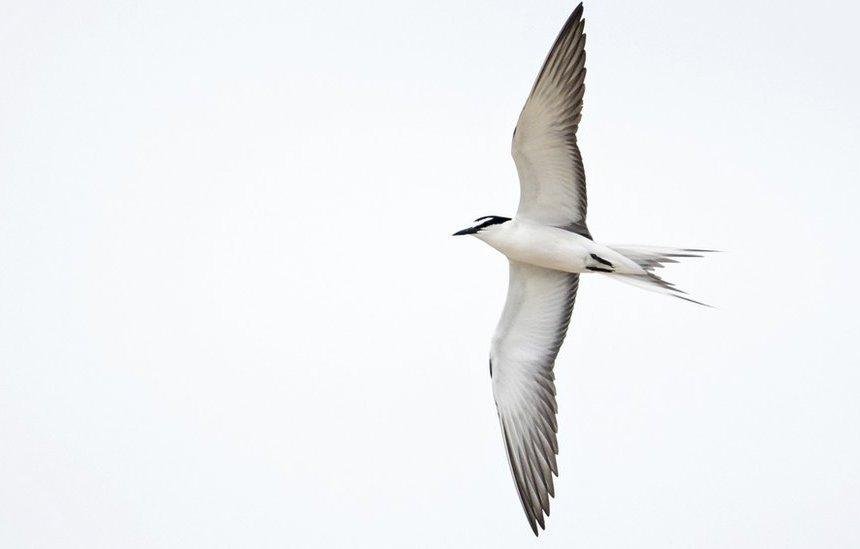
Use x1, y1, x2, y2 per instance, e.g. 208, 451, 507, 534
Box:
452, 227, 477, 236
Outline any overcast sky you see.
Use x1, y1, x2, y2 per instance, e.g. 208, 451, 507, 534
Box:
2, 1, 859, 547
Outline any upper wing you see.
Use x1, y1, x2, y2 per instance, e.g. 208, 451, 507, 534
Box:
490, 261, 579, 535
512, 3, 588, 227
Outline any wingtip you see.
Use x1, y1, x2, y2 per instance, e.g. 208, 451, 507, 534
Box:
572, 3, 584, 24
566, 3, 585, 28
527, 514, 546, 537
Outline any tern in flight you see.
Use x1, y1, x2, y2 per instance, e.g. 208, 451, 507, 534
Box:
453, 3, 713, 535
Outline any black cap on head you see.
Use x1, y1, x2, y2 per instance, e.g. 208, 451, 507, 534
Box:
453, 216, 511, 236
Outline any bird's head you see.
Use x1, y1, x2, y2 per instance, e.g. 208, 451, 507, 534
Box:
452, 216, 512, 237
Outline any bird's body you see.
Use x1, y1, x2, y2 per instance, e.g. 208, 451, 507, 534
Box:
475, 218, 646, 276
453, 3, 712, 535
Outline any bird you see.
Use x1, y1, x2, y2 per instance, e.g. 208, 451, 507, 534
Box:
452, 3, 713, 536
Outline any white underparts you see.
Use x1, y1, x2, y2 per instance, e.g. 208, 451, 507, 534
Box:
474, 218, 711, 305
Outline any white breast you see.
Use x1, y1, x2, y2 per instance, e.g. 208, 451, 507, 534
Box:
477, 219, 592, 273
476, 219, 648, 275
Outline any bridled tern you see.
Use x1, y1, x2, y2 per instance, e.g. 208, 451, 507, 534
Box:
453, 3, 713, 535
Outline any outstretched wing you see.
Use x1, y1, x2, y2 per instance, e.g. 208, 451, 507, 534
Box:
512, 3, 588, 227
490, 261, 579, 535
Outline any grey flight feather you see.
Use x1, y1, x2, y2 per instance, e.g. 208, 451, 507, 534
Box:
512, 3, 588, 228
491, 261, 579, 535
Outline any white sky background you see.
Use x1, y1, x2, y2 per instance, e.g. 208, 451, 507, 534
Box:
2, 1, 859, 547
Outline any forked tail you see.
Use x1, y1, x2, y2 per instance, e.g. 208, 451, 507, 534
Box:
603, 245, 716, 306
